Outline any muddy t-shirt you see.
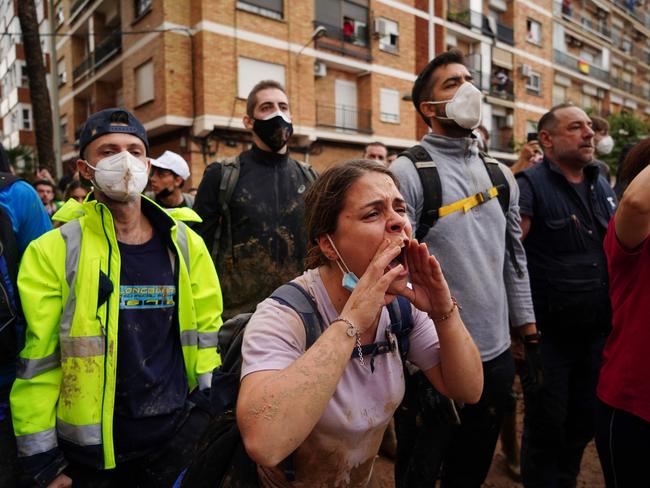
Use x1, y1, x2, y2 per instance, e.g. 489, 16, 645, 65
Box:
241, 268, 441, 487
113, 233, 188, 460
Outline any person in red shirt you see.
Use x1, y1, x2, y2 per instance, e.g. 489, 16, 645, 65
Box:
596, 137, 650, 488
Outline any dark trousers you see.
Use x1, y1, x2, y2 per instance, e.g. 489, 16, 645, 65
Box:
63, 408, 210, 488
595, 400, 650, 488
0, 401, 18, 488
395, 349, 515, 488
521, 333, 605, 488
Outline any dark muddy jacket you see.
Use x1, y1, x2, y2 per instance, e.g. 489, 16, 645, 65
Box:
193, 145, 312, 319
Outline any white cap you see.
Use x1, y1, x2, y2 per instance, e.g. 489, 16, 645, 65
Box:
151, 150, 190, 180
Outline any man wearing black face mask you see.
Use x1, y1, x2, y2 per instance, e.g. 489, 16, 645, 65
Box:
193, 80, 317, 319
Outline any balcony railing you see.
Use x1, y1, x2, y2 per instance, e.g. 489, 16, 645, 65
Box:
313, 21, 371, 61
70, 0, 91, 21
447, 0, 485, 31
553, 49, 610, 83
316, 103, 372, 134
489, 80, 514, 101
553, 1, 612, 39
496, 22, 514, 45
469, 70, 490, 92
612, 0, 650, 28
72, 31, 122, 81
489, 130, 513, 153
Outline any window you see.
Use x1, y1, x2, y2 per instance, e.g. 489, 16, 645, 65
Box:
22, 107, 32, 130
237, 57, 285, 99
237, 0, 283, 20
525, 120, 538, 135
18, 62, 29, 88
57, 58, 67, 85
134, 60, 154, 106
582, 93, 597, 110
552, 84, 567, 105
376, 18, 399, 53
316, 0, 369, 47
379, 88, 400, 123
526, 71, 541, 94
134, 0, 152, 18
526, 19, 541, 44
60, 115, 68, 144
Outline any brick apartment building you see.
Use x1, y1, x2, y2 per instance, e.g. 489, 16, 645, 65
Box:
0, 0, 52, 170
4, 0, 650, 183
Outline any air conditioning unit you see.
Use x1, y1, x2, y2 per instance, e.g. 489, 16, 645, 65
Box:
374, 18, 389, 36
58, 70, 66, 84
520, 64, 532, 78
314, 61, 327, 77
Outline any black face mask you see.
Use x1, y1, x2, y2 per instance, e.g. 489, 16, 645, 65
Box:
253, 113, 293, 153
155, 187, 174, 199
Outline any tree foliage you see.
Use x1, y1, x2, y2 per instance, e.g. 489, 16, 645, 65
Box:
603, 111, 650, 174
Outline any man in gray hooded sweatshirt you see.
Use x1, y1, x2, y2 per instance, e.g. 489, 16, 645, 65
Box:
391, 50, 539, 487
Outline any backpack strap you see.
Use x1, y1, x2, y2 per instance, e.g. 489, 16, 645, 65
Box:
399, 146, 442, 241
355, 296, 413, 373
481, 152, 509, 216
270, 282, 324, 348
214, 156, 240, 258
387, 296, 413, 361
480, 154, 525, 279
295, 161, 318, 185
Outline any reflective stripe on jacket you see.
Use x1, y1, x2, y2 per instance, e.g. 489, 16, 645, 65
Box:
10, 195, 223, 469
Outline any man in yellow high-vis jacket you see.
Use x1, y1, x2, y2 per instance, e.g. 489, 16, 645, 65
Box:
11, 108, 223, 487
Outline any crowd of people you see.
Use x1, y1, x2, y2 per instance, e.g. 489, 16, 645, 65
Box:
0, 48, 648, 488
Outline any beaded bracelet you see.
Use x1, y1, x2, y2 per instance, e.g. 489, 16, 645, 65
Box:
430, 297, 461, 323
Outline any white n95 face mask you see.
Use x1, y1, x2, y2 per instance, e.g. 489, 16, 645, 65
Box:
427, 82, 483, 130
86, 151, 148, 202
596, 135, 614, 155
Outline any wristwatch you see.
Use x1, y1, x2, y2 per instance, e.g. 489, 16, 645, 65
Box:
332, 317, 358, 338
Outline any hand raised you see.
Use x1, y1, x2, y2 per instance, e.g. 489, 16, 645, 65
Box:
340, 239, 405, 334
397, 240, 453, 317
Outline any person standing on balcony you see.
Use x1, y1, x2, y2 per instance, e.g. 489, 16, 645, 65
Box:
390, 49, 539, 488
193, 80, 317, 319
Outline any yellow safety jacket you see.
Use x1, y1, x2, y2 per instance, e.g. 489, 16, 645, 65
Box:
10, 195, 223, 469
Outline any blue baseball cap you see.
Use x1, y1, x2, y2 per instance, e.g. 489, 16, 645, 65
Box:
78, 108, 149, 158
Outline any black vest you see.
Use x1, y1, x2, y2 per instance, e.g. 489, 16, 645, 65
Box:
516, 159, 616, 334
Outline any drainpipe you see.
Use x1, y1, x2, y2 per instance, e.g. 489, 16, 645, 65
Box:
429, 0, 435, 60
48, 0, 62, 179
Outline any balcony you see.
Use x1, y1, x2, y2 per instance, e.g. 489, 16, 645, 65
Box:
315, 103, 372, 134
611, 78, 633, 92
612, 0, 650, 28
489, 78, 514, 101
489, 130, 513, 153
313, 21, 371, 61
496, 22, 514, 45
447, 0, 486, 32
553, 1, 611, 39
70, 0, 92, 21
72, 31, 122, 81
553, 49, 610, 83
